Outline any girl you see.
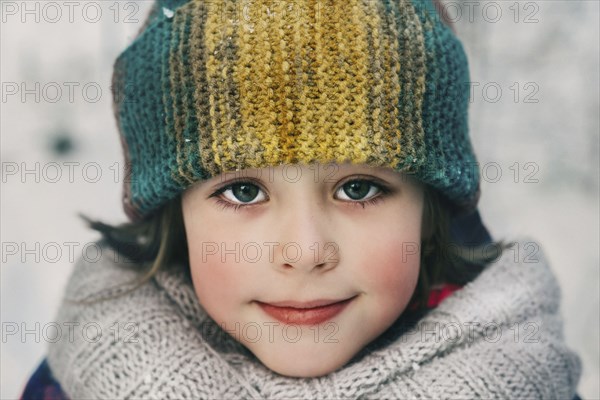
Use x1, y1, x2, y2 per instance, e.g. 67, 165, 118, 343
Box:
22, 0, 582, 398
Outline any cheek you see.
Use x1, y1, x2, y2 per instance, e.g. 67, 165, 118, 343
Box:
183, 203, 252, 320
388, 250, 419, 302
189, 249, 234, 289
364, 239, 420, 299
188, 243, 250, 322
353, 219, 422, 316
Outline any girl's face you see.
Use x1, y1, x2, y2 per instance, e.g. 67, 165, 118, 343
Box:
182, 163, 424, 377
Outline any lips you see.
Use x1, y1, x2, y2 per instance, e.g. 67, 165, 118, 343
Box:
256, 296, 356, 326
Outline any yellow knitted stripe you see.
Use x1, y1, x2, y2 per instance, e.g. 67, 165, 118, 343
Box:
274, 1, 300, 163
258, 1, 293, 163
228, 1, 374, 168
294, 1, 396, 167
311, 0, 353, 164
344, 2, 372, 164
204, 1, 229, 174
306, 0, 334, 164
235, 7, 261, 168
220, 1, 243, 170
236, 1, 281, 167
235, 2, 280, 169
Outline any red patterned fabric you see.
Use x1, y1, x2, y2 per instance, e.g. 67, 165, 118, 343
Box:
427, 283, 463, 308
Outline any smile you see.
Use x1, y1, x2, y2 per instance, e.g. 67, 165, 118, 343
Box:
255, 296, 356, 326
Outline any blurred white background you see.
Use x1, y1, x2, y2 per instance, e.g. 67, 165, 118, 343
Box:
1, 1, 598, 398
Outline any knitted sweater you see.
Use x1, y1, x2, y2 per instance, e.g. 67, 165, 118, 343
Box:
35, 237, 580, 399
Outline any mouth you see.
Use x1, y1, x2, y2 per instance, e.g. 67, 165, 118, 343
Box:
255, 296, 357, 326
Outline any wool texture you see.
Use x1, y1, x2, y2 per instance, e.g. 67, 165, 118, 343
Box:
46, 238, 581, 399
112, 0, 479, 221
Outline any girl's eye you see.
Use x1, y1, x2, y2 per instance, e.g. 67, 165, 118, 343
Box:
336, 180, 386, 203
219, 182, 266, 204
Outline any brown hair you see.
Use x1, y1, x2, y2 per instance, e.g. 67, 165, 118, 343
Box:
410, 186, 510, 309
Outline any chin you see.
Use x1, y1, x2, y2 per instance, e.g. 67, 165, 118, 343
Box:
246, 338, 359, 378
262, 355, 345, 378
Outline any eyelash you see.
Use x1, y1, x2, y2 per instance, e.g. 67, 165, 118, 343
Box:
209, 177, 391, 212
349, 194, 386, 209
214, 200, 244, 212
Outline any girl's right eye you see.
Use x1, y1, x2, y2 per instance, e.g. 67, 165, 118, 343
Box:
211, 182, 267, 207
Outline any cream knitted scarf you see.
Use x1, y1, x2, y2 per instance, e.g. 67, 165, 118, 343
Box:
47, 238, 581, 399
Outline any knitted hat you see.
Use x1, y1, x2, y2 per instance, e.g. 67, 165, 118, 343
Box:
111, 0, 481, 221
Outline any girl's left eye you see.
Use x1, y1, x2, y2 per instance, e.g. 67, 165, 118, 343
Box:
336, 180, 382, 202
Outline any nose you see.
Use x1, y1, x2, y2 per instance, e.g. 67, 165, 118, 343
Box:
272, 197, 339, 274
